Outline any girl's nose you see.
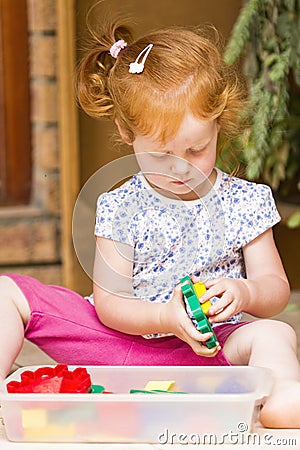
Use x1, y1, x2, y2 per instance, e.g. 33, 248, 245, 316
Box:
171, 156, 190, 176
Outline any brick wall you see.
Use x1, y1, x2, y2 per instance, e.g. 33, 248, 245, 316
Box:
0, 0, 62, 285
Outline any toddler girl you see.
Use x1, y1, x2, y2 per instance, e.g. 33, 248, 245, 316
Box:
1, 20, 300, 428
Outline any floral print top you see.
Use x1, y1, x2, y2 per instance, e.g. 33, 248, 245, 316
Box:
91, 168, 281, 337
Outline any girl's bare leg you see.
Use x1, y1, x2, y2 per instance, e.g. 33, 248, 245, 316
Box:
223, 319, 300, 428
0, 276, 30, 381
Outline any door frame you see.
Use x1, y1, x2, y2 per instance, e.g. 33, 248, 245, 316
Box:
57, 0, 81, 289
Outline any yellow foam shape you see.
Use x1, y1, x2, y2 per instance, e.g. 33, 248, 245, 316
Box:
144, 380, 175, 391
193, 281, 206, 298
24, 423, 75, 439
22, 409, 47, 428
194, 282, 211, 316
201, 301, 211, 316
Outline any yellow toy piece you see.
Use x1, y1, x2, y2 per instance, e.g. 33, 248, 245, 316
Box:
22, 409, 47, 429
193, 281, 211, 316
144, 380, 175, 391
22, 408, 75, 439
24, 423, 75, 439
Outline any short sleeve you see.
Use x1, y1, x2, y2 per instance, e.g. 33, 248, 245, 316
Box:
94, 192, 133, 245
235, 183, 281, 248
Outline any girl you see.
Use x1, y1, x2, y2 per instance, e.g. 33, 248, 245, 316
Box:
1, 21, 300, 429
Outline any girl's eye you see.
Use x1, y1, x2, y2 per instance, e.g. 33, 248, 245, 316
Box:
151, 152, 168, 159
189, 146, 206, 154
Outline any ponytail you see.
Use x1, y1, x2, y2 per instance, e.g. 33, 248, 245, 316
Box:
76, 20, 133, 120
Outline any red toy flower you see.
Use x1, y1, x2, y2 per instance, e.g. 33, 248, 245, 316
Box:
6, 364, 91, 394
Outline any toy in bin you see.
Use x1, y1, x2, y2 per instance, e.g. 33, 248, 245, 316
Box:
180, 276, 218, 349
5, 365, 183, 395
1, 365, 273, 442
6, 364, 92, 393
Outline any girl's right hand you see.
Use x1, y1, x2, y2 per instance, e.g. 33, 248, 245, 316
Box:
159, 285, 221, 357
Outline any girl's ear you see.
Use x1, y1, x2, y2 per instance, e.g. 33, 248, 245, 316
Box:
115, 119, 133, 145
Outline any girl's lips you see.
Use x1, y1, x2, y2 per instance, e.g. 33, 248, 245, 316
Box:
171, 180, 191, 185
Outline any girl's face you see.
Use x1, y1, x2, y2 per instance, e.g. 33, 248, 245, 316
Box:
132, 114, 219, 200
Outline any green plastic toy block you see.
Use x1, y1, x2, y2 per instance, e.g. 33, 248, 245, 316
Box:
90, 384, 105, 393
180, 276, 218, 349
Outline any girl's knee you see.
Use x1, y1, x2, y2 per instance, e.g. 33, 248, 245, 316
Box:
252, 319, 297, 346
0, 275, 15, 293
0, 275, 23, 299
0, 275, 31, 322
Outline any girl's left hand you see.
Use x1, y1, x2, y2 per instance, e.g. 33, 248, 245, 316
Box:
195, 277, 251, 324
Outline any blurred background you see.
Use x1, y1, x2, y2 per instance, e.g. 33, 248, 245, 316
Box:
0, 0, 299, 367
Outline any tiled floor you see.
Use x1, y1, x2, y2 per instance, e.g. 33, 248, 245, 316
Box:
2, 290, 300, 448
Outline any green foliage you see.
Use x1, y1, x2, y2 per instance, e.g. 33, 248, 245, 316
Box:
224, 0, 300, 199
286, 210, 300, 228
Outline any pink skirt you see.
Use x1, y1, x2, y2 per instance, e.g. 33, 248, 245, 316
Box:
4, 273, 249, 366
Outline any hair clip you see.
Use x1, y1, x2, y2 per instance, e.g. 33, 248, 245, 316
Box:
129, 44, 153, 74
109, 39, 127, 59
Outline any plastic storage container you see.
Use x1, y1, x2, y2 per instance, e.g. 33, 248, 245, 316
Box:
0, 365, 272, 443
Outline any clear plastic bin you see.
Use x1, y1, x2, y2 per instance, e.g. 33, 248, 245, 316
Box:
0, 365, 272, 443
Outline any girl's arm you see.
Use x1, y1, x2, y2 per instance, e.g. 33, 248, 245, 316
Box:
199, 228, 290, 322
93, 236, 163, 335
93, 236, 220, 356
241, 227, 290, 316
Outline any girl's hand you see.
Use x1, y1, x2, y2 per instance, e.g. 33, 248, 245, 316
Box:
197, 278, 251, 324
159, 285, 221, 357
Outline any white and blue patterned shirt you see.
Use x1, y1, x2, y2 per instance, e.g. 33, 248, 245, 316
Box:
92, 168, 281, 336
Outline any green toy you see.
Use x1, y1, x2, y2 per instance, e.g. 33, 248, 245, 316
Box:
129, 389, 187, 394
180, 276, 218, 349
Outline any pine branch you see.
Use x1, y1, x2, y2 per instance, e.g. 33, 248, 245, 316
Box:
224, 0, 266, 65
224, 0, 300, 194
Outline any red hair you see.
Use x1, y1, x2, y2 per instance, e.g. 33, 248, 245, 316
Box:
77, 21, 247, 148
